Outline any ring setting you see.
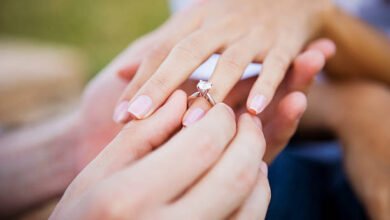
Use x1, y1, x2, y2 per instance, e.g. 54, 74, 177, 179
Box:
189, 80, 216, 106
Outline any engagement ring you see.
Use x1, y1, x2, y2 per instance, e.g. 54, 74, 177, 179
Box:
188, 80, 217, 106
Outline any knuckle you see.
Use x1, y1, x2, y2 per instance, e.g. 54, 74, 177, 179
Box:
90, 182, 148, 219
173, 38, 202, 61
88, 189, 126, 219
195, 133, 222, 165
221, 52, 245, 73
148, 44, 171, 60
212, 105, 236, 129
230, 164, 258, 193
271, 53, 290, 73
148, 76, 170, 94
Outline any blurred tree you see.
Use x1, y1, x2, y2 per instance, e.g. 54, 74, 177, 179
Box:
0, 0, 169, 77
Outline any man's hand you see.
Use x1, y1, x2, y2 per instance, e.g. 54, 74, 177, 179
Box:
303, 80, 390, 220
51, 91, 270, 220
181, 39, 336, 162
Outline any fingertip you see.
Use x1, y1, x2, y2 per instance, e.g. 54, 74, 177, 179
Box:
216, 103, 236, 119
308, 38, 336, 60
113, 101, 131, 124
117, 63, 139, 82
182, 98, 211, 127
166, 90, 188, 113
239, 113, 262, 130
279, 92, 307, 121
298, 49, 326, 74
171, 89, 188, 104
247, 94, 267, 115
291, 50, 325, 92
259, 161, 268, 176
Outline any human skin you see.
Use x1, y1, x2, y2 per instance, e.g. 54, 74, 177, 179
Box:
113, 0, 334, 124
301, 80, 390, 220
51, 92, 271, 220
116, 39, 336, 163
0, 39, 332, 216
322, 7, 390, 84
114, 0, 390, 126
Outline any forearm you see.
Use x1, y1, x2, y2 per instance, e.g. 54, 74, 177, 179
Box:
322, 7, 390, 84
0, 113, 80, 216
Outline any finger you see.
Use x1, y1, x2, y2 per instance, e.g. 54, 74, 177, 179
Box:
113, 38, 179, 124
286, 39, 335, 93
288, 49, 326, 93
256, 39, 330, 124
230, 162, 270, 220
107, 103, 236, 205
263, 91, 307, 163
307, 38, 336, 60
117, 7, 205, 81
126, 25, 232, 120
113, 12, 202, 123
72, 90, 188, 197
183, 32, 266, 126
116, 33, 160, 81
247, 42, 299, 115
169, 114, 265, 220
258, 48, 324, 126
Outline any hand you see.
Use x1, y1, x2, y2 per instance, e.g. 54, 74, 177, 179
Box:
113, 0, 334, 123
72, 45, 146, 171
76, 34, 334, 172
182, 39, 336, 162
302, 80, 390, 220
51, 91, 270, 220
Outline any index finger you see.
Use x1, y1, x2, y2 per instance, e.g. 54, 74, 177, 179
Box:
125, 25, 233, 120
104, 103, 237, 205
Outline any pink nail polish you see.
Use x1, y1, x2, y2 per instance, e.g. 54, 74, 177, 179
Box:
249, 95, 267, 114
183, 108, 205, 127
113, 101, 130, 123
127, 95, 153, 119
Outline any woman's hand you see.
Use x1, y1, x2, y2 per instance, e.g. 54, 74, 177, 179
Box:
168, 39, 336, 163
113, 0, 334, 123
51, 91, 270, 220
114, 38, 335, 164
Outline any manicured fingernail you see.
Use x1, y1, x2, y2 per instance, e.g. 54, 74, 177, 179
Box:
249, 95, 267, 114
127, 95, 152, 119
113, 101, 130, 123
259, 162, 268, 176
183, 108, 205, 127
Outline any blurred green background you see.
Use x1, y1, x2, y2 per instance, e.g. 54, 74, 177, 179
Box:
0, 0, 169, 77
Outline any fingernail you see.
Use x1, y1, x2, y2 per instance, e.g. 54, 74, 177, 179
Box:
113, 101, 130, 123
183, 108, 205, 127
249, 95, 267, 114
127, 95, 153, 119
259, 162, 268, 176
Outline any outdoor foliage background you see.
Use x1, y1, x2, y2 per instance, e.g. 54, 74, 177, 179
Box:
0, 0, 169, 77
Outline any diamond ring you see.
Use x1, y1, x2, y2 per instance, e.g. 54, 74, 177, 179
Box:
188, 80, 217, 106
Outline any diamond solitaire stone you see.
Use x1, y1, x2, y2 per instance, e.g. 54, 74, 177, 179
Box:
197, 80, 212, 94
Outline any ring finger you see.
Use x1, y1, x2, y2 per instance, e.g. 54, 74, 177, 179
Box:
183, 31, 269, 126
